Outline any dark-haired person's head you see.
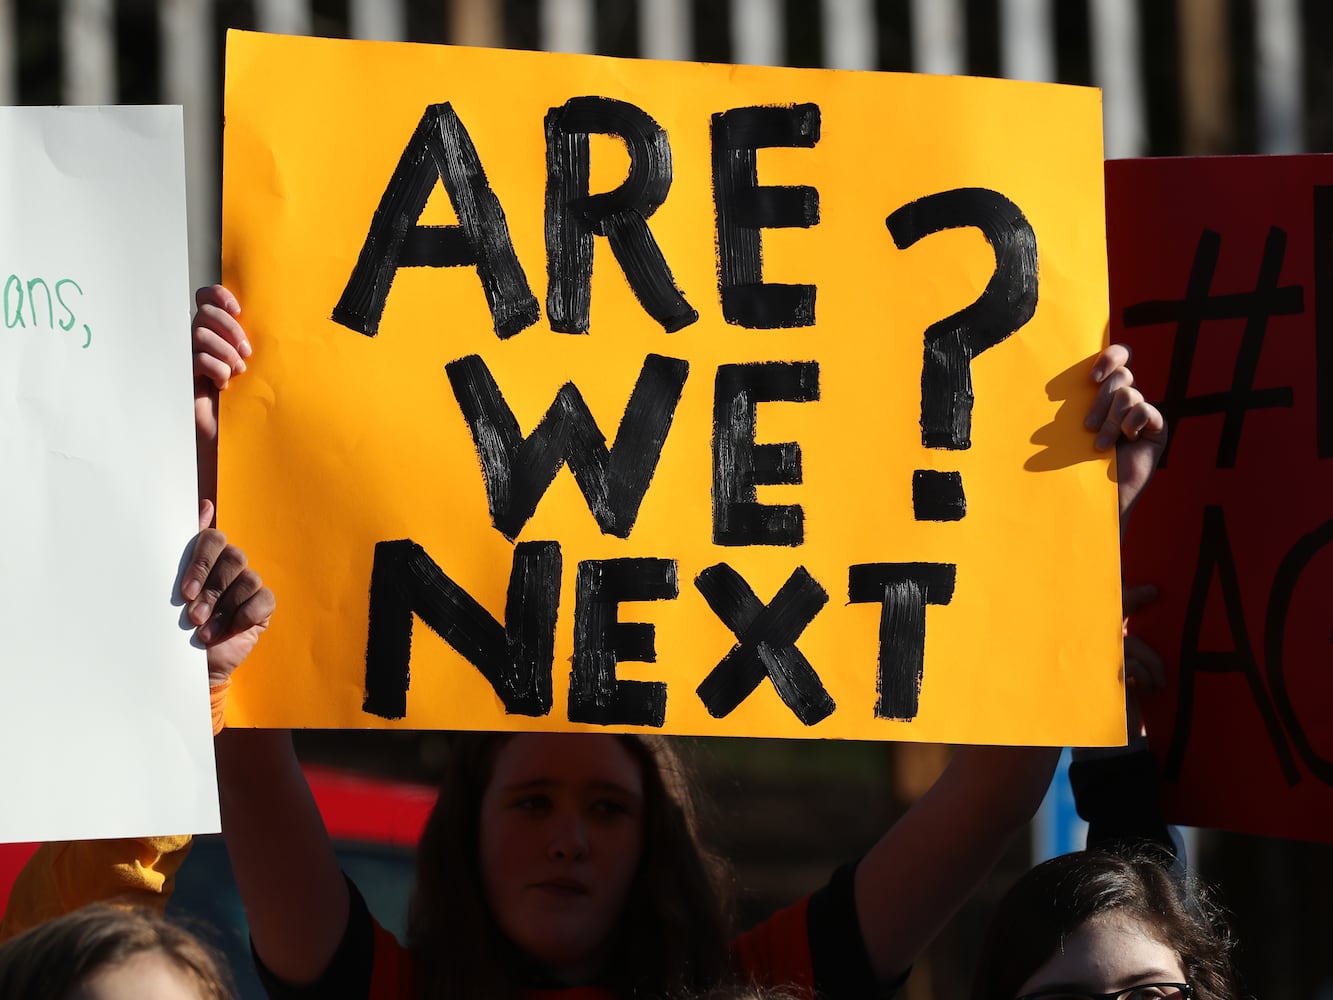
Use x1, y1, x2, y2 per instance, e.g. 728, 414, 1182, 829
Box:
409, 732, 734, 999
0, 903, 233, 999
972, 850, 1237, 1000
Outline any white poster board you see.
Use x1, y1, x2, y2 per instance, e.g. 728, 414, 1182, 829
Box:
0, 106, 218, 841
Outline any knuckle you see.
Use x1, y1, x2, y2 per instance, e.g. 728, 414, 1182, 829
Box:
217, 546, 248, 576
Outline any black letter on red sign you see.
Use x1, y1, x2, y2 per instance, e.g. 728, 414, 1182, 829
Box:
713, 361, 819, 547
569, 558, 675, 727
1264, 518, 1333, 785
1121, 227, 1300, 468
363, 539, 560, 720
711, 104, 821, 329
848, 562, 956, 721
333, 103, 539, 340
545, 97, 697, 334
1314, 187, 1333, 459
694, 563, 834, 725
447, 353, 689, 540
1167, 506, 1299, 785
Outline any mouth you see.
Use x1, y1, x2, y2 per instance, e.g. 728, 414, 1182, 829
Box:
532, 878, 589, 896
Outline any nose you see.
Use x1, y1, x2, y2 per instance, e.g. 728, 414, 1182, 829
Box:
546, 811, 589, 861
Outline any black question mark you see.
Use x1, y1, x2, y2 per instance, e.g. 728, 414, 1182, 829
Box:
886, 188, 1038, 521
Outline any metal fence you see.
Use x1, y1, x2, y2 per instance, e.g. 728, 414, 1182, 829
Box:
0, 0, 1317, 288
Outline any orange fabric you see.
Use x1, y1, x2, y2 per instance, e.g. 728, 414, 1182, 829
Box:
0, 836, 192, 943
210, 678, 233, 735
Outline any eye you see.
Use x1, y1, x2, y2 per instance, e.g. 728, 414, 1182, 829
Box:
590, 798, 632, 818
512, 793, 552, 812
1125, 987, 1185, 1000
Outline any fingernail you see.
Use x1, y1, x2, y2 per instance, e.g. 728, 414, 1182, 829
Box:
1084, 413, 1099, 430
237, 339, 252, 358
198, 619, 219, 643
227, 300, 241, 316
1095, 431, 1113, 450
182, 579, 200, 601
235, 358, 247, 374
191, 601, 212, 625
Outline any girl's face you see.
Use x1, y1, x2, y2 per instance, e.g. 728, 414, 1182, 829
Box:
66, 951, 203, 1000
1015, 912, 1188, 999
479, 733, 646, 985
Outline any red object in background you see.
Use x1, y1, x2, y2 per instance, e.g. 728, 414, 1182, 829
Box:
0, 765, 436, 916
0, 843, 38, 909
1108, 154, 1333, 843
301, 764, 436, 846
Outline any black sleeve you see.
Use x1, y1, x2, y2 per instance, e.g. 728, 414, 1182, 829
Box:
253, 876, 375, 1000
807, 861, 910, 1000
1070, 748, 1177, 864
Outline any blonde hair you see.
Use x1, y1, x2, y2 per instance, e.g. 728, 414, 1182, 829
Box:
0, 903, 233, 999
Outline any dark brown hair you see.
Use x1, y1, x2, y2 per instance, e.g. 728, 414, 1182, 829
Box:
971, 850, 1238, 1000
0, 902, 234, 999
408, 732, 734, 1000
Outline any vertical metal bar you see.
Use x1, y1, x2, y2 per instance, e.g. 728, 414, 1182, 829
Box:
732, 0, 784, 66
822, 0, 875, 70
0, 0, 17, 104
540, 0, 595, 54
1255, 0, 1304, 153
349, 0, 406, 41
254, 0, 311, 36
1089, 0, 1146, 157
1178, 0, 1232, 154
159, 0, 217, 289
450, 0, 503, 47
640, 0, 691, 61
910, 0, 964, 76
62, 0, 117, 104
999, 0, 1054, 82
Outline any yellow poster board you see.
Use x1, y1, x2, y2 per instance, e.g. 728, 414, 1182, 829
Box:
220, 30, 1123, 744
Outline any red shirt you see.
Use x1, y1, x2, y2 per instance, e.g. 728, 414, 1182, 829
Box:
259, 864, 900, 999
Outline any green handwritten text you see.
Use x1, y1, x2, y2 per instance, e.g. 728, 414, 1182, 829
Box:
4, 274, 93, 348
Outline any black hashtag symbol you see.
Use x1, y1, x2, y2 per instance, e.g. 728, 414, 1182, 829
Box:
1123, 227, 1302, 468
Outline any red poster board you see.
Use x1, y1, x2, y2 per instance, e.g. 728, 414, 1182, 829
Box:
1109, 154, 1333, 843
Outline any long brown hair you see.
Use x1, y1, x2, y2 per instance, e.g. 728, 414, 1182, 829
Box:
408, 732, 734, 1000
971, 850, 1238, 1000
0, 902, 234, 999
